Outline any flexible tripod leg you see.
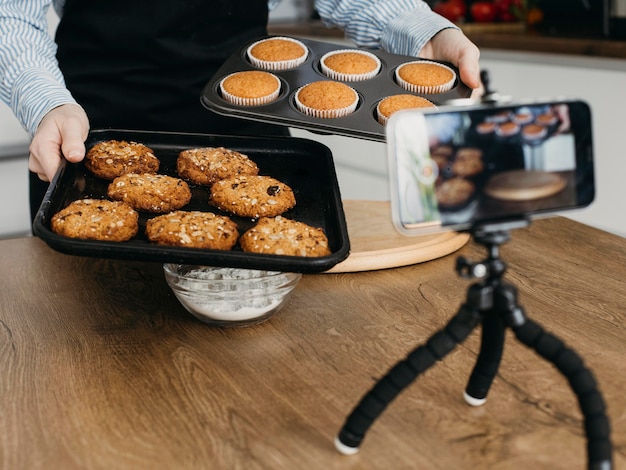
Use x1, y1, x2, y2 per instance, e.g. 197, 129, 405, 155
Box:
513, 319, 613, 470
335, 303, 483, 455
463, 314, 506, 406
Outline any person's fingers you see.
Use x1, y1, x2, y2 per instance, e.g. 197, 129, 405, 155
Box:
28, 104, 90, 181
60, 125, 87, 163
457, 46, 481, 89
29, 138, 63, 182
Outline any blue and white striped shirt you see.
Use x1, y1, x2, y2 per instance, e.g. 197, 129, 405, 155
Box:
0, 0, 454, 136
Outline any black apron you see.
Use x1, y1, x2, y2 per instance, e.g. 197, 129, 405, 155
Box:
31, 0, 288, 218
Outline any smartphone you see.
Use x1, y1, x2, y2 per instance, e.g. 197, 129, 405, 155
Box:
386, 99, 595, 235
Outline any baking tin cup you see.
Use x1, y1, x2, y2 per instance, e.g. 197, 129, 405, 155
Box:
33, 129, 350, 274
319, 49, 382, 82
394, 60, 457, 94
201, 36, 471, 142
246, 36, 309, 71
219, 71, 282, 106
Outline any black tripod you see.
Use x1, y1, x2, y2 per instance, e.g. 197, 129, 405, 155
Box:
335, 221, 613, 470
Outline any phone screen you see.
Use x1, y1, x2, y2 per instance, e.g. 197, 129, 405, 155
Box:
387, 100, 595, 235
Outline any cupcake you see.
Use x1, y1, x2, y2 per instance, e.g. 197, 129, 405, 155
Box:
294, 81, 359, 119
536, 112, 558, 126
476, 121, 496, 134
488, 111, 512, 124
246, 37, 308, 70
219, 70, 281, 106
376, 94, 436, 125
513, 111, 534, 125
320, 49, 381, 82
522, 123, 548, 140
395, 60, 456, 94
495, 121, 520, 137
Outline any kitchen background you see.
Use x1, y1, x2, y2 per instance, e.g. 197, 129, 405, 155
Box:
1, 1, 625, 239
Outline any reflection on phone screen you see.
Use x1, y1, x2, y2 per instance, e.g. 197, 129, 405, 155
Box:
390, 101, 593, 234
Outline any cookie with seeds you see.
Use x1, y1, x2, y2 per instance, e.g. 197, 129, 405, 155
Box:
177, 147, 259, 186
85, 140, 159, 180
239, 216, 331, 257
51, 198, 138, 241
209, 175, 296, 218
145, 210, 239, 250
107, 173, 191, 213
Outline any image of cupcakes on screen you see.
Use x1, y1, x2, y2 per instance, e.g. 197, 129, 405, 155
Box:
395, 60, 456, 94
375, 94, 436, 125
246, 37, 308, 70
219, 70, 281, 106
495, 121, 520, 137
294, 81, 359, 119
475, 121, 496, 134
536, 111, 558, 126
522, 123, 548, 141
319, 49, 381, 82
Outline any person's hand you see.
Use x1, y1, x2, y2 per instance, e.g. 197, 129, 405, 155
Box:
419, 28, 481, 90
28, 103, 90, 182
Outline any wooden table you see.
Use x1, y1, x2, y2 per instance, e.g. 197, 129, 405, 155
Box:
1, 217, 624, 469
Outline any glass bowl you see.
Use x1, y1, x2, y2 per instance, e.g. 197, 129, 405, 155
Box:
163, 264, 302, 327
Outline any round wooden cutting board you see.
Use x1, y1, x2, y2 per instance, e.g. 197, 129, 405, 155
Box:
324, 200, 469, 273
484, 170, 566, 201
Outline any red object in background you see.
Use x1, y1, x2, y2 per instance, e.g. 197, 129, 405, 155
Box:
493, 0, 522, 22
433, 0, 467, 23
470, 1, 498, 22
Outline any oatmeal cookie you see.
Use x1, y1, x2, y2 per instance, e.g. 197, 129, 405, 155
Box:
177, 147, 259, 186
145, 210, 239, 250
107, 173, 191, 213
436, 177, 475, 208
51, 198, 138, 241
85, 140, 159, 180
239, 216, 331, 257
209, 175, 296, 218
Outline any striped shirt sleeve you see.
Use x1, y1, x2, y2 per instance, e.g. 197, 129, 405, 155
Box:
314, 0, 458, 56
0, 0, 75, 136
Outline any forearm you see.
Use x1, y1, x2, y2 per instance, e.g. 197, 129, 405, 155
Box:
314, 0, 458, 56
0, 0, 75, 136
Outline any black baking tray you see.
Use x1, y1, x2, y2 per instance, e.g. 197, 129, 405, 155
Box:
32, 129, 350, 273
201, 36, 472, 142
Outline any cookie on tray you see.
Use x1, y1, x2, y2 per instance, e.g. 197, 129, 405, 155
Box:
145, 210, 239, 250
239, 216, 331, 257
51, 198, 139, 241
209, 175, 296, 218
107, 173, 192, 213
85, 140, 159, 180
177, 147, 259, 186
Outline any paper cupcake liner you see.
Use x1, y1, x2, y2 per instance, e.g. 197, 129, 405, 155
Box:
219, 73, 281, 107
246, 37, 309, 71
319, 49, 381, 82
395, 61, 456, 94
294, 86, 359, 119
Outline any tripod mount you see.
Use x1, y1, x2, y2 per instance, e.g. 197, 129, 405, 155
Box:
335, 220, 613, 470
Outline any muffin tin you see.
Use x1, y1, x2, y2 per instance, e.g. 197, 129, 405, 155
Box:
32, 129, 350, 274
201, 36, 472, 142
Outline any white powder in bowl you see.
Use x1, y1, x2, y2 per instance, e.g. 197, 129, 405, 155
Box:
167, 266, 299, 323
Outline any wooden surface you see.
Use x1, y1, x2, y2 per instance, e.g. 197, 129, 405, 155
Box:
325, 200, 469, 273
1, 217, 625, 469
